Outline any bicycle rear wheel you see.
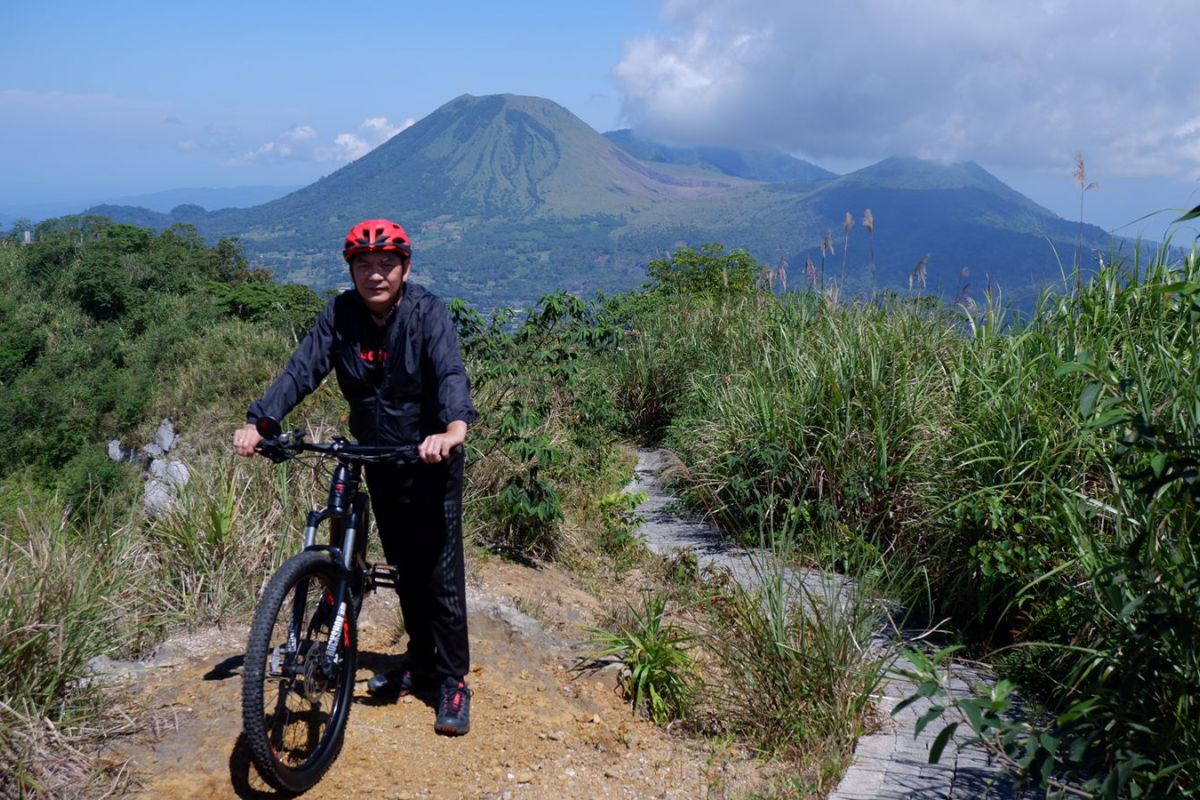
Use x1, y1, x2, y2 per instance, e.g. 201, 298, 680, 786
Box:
242, 550, 357, 793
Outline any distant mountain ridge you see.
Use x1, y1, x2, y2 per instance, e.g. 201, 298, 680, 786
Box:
1, 187, 299, 229
103, 185, 300, 213
234, 93, 752, 221
603, 129, 836, 184
84, 92, 1114, 309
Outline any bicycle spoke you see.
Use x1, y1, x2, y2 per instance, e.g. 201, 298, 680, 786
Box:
243, 552, 357, 791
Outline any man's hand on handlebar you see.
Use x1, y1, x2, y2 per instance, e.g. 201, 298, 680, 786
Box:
418, 420, 467, 464
233, 423, 263, 458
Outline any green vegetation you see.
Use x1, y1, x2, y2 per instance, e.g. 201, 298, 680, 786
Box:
598, 239, 1200, 795
3, 212, 1198, 797
450, 291, 626, 558
585, 592, 696, 725
0, 218, 326, 795
0, 217, 322, 495
592, 489, 647, 573
0, 219, 634, 795
895, 245, 1200, 798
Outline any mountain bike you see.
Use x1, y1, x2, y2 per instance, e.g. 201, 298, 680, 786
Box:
241, 417, 419, 794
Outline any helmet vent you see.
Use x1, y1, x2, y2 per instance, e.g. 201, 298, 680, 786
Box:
343, 218, 412, 262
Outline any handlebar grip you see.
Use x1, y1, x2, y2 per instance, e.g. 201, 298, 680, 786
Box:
256, 416, 283, 439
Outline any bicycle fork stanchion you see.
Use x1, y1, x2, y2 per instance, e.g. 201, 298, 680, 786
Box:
324, 479, 366, 665
303, 508, 321, 549
286, 577, 310, 660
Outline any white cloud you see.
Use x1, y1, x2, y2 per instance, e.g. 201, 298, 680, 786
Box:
361, 116, 413, 140
329, 132, 372, 162
614, 0, 1200, 180
226, 125, 318, 165
228, 116, 415, 166
322, 117, 415, 162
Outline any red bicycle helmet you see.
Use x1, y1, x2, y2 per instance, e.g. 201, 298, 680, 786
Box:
343, 219, 412, 263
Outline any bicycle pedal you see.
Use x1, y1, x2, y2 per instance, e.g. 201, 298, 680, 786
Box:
366, 564, 399, 591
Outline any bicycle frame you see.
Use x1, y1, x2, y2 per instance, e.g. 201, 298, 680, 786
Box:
261, 429, 414, 666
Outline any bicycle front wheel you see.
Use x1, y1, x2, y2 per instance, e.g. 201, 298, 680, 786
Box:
242, 550, 358, 793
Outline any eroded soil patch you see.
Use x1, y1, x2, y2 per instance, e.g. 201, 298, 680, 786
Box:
108, 558, 765, 799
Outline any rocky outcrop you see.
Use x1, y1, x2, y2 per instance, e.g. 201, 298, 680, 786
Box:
107, 418, 189, 516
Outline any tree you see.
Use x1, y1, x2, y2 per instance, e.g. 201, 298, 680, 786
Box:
646, 243, 764, 296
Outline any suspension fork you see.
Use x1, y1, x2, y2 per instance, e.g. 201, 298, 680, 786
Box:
287, 463, 367, 663
324, 463, 367, 661
285, 507, 327, 655
326, 492, 369, 658
285, 506, 351, 657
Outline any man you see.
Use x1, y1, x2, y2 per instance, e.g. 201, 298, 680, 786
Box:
232, 218, 476, 736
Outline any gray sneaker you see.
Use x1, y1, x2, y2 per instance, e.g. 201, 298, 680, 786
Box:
366, 665, 429, 697
434, 677, 471, 736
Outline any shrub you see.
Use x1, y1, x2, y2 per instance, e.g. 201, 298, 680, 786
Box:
586, 592, 695, 725
593, 490, 646, 571
457, 293, 622, 559
58, 448, 137, 519
646, 243, 764, 296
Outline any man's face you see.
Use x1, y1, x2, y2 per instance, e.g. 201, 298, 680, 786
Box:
350, 251, 410, 312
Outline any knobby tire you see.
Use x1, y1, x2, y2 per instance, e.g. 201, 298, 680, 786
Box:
241, 551, 357, 793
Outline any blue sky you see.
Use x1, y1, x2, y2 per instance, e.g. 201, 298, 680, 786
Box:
3, 0, 1198, 234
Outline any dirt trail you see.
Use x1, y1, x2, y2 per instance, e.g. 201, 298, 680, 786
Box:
106, 558, 763, 800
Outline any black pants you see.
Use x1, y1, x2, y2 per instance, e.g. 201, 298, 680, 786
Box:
365, 449, 469, 682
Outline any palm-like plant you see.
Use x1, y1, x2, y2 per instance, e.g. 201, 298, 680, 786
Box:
586, 592, 694, 724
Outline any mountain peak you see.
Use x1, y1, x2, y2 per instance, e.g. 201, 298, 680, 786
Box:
855, 156, 990, 186
830, 157, 1040, 209
435, 92, 587, 121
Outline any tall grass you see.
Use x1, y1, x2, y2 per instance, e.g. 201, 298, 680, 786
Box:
695, 564, 892, 793
146, 454, 317, 623
0, 491, 146, 796
615, 289, 957, 570
608, 240, 1200, 793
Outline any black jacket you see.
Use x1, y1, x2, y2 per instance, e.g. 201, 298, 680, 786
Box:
247, 283, 477, 445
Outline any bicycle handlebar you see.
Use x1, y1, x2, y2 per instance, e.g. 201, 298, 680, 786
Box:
253, 417, 420, 465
